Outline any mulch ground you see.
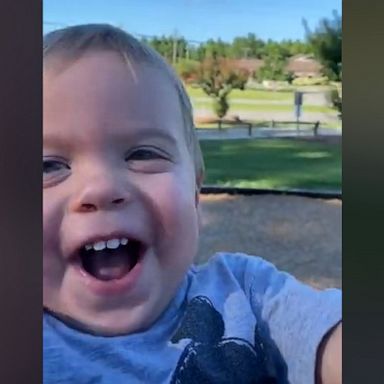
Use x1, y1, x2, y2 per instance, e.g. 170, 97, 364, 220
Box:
197, 194, 341, 289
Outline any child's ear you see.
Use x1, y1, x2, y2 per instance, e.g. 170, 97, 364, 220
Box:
195, 189, 203, 231
195, 171, 204, 230
195, 186, 200, 207
195, 171, 204, 208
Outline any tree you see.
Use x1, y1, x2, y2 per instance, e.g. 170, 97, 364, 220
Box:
173, 59, 200, 84
146, 36, 174, 61
260, 40, 290, 60
326, 87, 342, 118
204, 38, 231, 58
303, 10, 342, 81
279, 39, 313, 56
230, 33, 265, 59
193, 54, 248, 126
144, 33, 315, 64
256, 52, 291, 82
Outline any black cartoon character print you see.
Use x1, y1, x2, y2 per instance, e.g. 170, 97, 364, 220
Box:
170, 296, 285, 384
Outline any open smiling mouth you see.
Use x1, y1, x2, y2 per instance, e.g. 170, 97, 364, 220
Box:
78, 238, 143, 281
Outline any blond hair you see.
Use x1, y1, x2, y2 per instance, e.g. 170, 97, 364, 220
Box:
43, 23, 204, 181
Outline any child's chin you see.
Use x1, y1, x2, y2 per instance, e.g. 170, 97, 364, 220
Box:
79, 321, 140, 337
48, 308, 151, 336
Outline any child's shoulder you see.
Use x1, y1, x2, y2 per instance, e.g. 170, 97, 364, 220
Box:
192, 252, 269, 273
190, 252, 291, 293
188, 251, 341, 319
185, 253, 341, 384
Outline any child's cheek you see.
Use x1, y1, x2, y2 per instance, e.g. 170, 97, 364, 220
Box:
43, 196, 60, 245
43, 193, 67, 268
143, 171, 198, 240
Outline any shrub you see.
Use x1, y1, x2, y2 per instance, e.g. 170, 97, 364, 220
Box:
326, 88, 342, 116
292, 76, 330, 86
173, 59, 200, 83
192, 55, 248, 120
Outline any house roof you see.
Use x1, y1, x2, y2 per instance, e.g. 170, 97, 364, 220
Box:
286, 55, 322, 75
228, 58, 264, 73
227, 55, 322, 76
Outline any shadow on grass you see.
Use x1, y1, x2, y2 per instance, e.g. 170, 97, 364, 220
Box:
200, 138, 341, 190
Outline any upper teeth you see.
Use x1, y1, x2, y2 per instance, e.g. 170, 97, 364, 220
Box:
84, 238, 129, 252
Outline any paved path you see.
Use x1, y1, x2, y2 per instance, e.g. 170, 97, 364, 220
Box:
193, 97, 293, 105
196, 126, 342, 140
192, 92, 328, 106
194, 107, 340, 124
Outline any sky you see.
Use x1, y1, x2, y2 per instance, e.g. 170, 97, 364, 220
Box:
43, 0, 342, 43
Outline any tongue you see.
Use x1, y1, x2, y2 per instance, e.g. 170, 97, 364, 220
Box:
86, 249, 133, 281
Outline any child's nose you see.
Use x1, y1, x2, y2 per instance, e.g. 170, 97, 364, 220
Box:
70, 174, 131, 213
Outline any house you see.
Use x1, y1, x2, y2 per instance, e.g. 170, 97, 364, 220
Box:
228, 58, 264, 77
285, 54, 322, 78
230, 55, 323, 78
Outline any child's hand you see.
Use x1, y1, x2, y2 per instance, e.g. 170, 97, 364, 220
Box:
316, 322, 342, 384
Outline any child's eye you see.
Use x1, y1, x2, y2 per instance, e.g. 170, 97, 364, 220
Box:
125, 148, 167, 161
125, 147, 172, 173
43, 158, 71, 175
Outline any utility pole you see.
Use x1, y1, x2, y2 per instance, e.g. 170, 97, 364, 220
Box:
172, 29, 178, 64
242, 47, 251, 59
186, 44, 190, 60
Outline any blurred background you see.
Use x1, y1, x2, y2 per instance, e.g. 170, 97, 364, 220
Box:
44, 0, 342, 288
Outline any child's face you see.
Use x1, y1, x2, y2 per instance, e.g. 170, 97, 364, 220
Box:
43, 51, 200, 335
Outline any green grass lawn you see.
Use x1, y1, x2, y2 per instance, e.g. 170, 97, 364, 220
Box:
186, 86, 293, 101
192, 101, 336, 114
200, 138, 341, 191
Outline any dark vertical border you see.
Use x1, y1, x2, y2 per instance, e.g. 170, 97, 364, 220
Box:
0, 0, 42, 383
344, 1, 384, 382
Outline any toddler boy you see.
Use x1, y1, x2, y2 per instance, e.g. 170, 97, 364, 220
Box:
43, 24, 341, 384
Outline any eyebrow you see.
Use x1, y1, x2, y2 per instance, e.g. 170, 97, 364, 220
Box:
123, 128, 179, 145
43, 134, 72, 151
43, 126, 179, 149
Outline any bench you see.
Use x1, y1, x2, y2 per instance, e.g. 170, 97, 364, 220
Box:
195, 118, 321, 137
270, 120, 320, 135
221, 116, 253, 136
195, 116, 254, 136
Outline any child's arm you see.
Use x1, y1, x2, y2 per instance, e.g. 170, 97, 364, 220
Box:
240, 254, 341, 384
316, 322, 342, 384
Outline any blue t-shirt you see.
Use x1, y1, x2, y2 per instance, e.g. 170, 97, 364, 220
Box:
44, 253, 341, 384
